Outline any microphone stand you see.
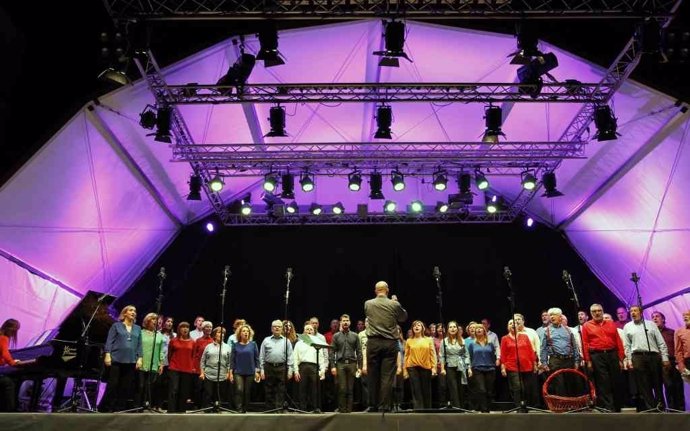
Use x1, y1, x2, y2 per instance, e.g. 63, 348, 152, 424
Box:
434, 267, 471, 413
561, 270, 609, 413
191, 266, 237, 414
262, 267, 307, 414
503, 267, 549, 414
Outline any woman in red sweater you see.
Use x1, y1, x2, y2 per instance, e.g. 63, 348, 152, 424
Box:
500, 319, 538, 408
167, 321, 196, 412
0, 319, 20, 412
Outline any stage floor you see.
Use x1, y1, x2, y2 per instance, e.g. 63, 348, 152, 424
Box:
1, 411, 689, 431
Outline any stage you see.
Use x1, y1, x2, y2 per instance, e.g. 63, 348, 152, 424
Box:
1, 411, 689, 431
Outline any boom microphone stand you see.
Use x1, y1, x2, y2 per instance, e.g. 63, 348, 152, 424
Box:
503, 267, 549, 414
561, 270, 609, 413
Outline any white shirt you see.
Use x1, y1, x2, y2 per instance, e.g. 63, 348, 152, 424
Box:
293, 336, 328, 378
520, 326, 541, 362
190, 329, 204, 341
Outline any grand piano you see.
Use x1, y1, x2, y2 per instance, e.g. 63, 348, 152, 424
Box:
0, 290, 116, 411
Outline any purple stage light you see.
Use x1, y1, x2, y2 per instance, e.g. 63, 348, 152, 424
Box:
526, 217, 534, 227
206, 222, 215, 232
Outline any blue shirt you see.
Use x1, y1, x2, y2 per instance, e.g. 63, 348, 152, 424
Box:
259, 335, 293, 371
468, 341, 496, 371
230, 341, 260, 376
105, 321, 143, 364
539, 324, 581, 364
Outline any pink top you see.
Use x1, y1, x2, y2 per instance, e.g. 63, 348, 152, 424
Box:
674, 327, 690, 371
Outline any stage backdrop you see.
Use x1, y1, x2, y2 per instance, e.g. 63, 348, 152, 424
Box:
116, 220, 621, 339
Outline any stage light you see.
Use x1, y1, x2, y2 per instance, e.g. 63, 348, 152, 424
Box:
263, 173, 278, 193
265, 105, 288, 137
205, 222, 215, 232
369, 173, 385, 200
262, 192, 285, 209
475, 171, 489, 191
509, 22, 541, 65
384, 200, 397, 213
521, 171, 537, 191
432, 170, 448, 191
332, 202, 345, 215
483, 106, 505, 143
348, 171, 362, 191
541, 172, 564, 198
187, 174, 202, 201
373, 20, 412, 67
139, 105, 157, 130
240, 202, 252, 216
458, 173, 474, 203
154, 106, 172, 143
374, 105, 393, 139
391, 170, 405, 191
517, 52, 558, 98
286, 201, 299, 214
526, 217, 535, 228
486, 195, 499, 213
98, 67, 130, 86
256, 23, 286, 68
216, 53, 256, 95
209, 174, 224, 192
309, 203, 322, 215
281, 173, 295, 199
594, 105, 620, 141
410, 200, 423, 213
300, 172, 314, 192
436, 201, 449, 213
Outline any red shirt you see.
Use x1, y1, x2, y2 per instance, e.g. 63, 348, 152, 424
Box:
324, 331, 335, 345
581, 319, 625, 362
0, 335, 16, 366
168, 337, 196, 373
500, 333, 536, 372
675, 327, 690, 371
193, 336, 213, 370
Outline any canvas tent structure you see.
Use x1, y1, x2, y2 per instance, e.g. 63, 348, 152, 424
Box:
0, 20, 689, 349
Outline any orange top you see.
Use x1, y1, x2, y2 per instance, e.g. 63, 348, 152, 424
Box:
0, 335, 16, 366
404, 337, 436, 370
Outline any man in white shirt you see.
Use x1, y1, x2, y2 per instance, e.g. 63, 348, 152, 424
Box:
293, 324, 327, 411
189, 315, 205, 340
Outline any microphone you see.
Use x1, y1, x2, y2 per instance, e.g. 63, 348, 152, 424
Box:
224, 265, 231, 277
286, 267, 293, 281
562, 270, 570, 283
158, 267, 166, 279
503, 266, 512, 279
630, 272, 640, 283
432, 266, 441, 280
97, 293, 108, 302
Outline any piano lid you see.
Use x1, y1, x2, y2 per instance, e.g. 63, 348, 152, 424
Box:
53, 290, 117, 345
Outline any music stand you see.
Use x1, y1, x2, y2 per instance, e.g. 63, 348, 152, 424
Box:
59, 292, 115, 413
297, 334, 330, 413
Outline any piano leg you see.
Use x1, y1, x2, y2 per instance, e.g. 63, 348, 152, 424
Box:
29, 377, 42, 412
53, 375, 67, 412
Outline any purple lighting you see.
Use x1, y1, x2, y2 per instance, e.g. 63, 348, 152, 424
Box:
206, 222, 215, 232
526, 217, 534, 228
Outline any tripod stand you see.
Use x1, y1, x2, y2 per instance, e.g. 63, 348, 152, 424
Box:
262, 267, 308, 414
191, 265, 237, 414
503, 267, 549, 414
118, 268, 167, 413
560, 270, 609, 413
59, 292, 115, 413
433, 266, 472, 413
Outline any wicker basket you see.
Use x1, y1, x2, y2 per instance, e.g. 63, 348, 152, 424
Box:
542, 368, 596, 413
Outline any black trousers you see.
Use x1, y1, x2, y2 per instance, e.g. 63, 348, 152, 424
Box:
167, 370, 194, 412
366, 337, 398, 411
662, 357, 686, 411
470, 368, 495, 412
589, 350, 622, 411
100, 362, 136, 412
506, 371, 537, 407
445, 367, 467, 408
234, 374, 253, 412
0, 376, 15, 412
433, 369, 447, 408
631, 352, 664, 411
136, 370, 160, 407
547, 356, 578, 396
202, 379, 228, 407
336, 362, 357, 412
407, 366, 432, 410
264, 363, 287, 409
298, 363, 318, 411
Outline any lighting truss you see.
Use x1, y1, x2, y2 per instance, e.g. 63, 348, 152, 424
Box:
102, 0, 678, 21
171, 141, 585, 176
157, 82, 611, 104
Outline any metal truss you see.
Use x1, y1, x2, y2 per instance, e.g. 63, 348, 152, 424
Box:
171, 141, 585, 175
161, 82, 611, 104
133, 51, 230, 221
103, 0, 678, 21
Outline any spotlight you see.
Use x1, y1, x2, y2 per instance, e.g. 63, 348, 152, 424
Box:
509, 22, 541, 65
448, 191, 473, 208
139, 105, 157, 130
286, 201, 299, 214
205, 222, 215, 233
391, 170, 405, 191
187, 174, 202, 201
521, 171, 537, 190
209, 174, 224, 192
281, 173, 295, 199
486, 194, 500, 213
373, 20, 412, 67
410, 200, 423, 213
374, 105, 393, 139
526, 217, 535, 228
517, 52, 558, 98
369, 173, 385, 200
154, 106, 172, 143
475, 171, 489, 191
483, 106, 505, 143
432, 170, 448, 191
348, 171, 362, 191
593, 105, 620, 141
263, 173, 279, 193
240, 202, 252, 216
98, 67, 130, 86
300, 172, 314, 192
541, 172, 564, 198
309, 203, 322, 215
384, 200, 397, 213
265, 105, 288, 137
216, 53, 256, 95
261, 192, 285, 209
435, 201, 449, 213
256, 23, 286, 68
458, 173, 474, 202
332, 202, 345, 215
